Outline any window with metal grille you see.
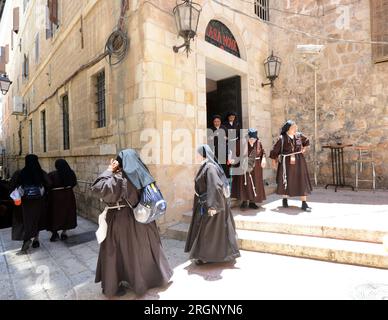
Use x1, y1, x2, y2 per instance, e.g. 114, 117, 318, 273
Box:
41, 110, 47, 153
370, 0, 388, 63
62, 95, 70, 150
95, 70, 106, 128
254, 0, 270, 21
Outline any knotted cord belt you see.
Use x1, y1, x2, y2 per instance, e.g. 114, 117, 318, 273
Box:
96, 201, 127, 244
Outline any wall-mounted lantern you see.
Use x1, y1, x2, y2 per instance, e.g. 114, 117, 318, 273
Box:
0, 73, 12, 95
172, 0, 202, 56
261, 51, 281, 87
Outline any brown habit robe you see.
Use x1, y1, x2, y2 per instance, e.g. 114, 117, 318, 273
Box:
47, 171, 77, 232
269, 133, 313, 197
91, 170, 173, 297
10, 170, 51, 241
231, 140, 266, 203
184, 161, 240, 263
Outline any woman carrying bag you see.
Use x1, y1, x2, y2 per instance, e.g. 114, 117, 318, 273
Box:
91, 149, 173, 297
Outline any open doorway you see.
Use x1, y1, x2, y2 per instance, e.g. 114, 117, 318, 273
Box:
206, 60, 243, 129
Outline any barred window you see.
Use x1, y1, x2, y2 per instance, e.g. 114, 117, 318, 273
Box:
254, 0, 269, 21
95, 70, 106, 128
62, 95, 70, 150
370, 0, 388, 63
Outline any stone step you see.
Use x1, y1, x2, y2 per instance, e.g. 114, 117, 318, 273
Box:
181, 211, 386, 243
165, 222, 388, 269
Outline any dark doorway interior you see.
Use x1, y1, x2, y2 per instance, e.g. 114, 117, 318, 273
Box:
206, 75, 242, 128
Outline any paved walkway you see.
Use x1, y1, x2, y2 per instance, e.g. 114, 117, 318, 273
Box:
0, 188, 387, 300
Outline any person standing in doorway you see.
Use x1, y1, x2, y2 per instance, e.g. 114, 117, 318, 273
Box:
47, 159, 78, 242
10, 154, 51, 253
232, 129, 267, 209
208, 115, 229, 177
269, 120, 313, 211
223, 111, 241, 141
185, 145, 240, 265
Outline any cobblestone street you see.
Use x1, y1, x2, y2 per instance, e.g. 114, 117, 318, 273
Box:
1, 189, 387, 300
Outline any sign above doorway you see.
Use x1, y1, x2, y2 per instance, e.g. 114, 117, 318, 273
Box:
205, 20, 240, 58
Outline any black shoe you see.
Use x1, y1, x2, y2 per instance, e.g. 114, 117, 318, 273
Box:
240, 201, 248, 209
116, 286, 127, 297
194, 259, 206, 265
32, 240, 40, 248
249, 202, 260, 209
282, 198, 289, 208
301, 201, 312, 212
50, 232, 60, 242
21, 240, 32, 252
60, 233, 68, 241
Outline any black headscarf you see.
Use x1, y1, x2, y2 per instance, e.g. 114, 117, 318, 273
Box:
19, 154, 44, 186
281, 120, 296, 135
117, 149, 155, 190
212, 114, 222, 122
55, 159, 77, 187
225, 111, 238, 120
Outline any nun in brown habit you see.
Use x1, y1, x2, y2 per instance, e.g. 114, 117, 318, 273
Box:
269, 120, 313, 211
47, 159, 78, 242
231, 129, 267, 209
91, 149, 173, 297
185, 145, 240, 265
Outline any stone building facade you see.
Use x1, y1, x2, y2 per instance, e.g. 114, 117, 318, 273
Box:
270, 0, 388, 189
0, 0, 386, 228
0, 0, 273, 226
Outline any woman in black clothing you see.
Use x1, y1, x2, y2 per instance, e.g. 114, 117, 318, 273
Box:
47, 159, 78, 242
10, 154, 51, 253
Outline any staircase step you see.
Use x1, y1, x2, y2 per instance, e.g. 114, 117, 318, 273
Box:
181, 211, 386, 243
238, 229, 388, 269
165, 222, 388, 269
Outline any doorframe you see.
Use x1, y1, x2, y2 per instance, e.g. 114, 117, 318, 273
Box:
198, 39, 249, 129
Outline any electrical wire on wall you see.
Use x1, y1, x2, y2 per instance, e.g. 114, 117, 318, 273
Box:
105, 0, 130, 66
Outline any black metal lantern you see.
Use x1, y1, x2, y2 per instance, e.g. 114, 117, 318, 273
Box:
261, 51, 281, 87
173, 0, 202, 56
0, 73, 12, 95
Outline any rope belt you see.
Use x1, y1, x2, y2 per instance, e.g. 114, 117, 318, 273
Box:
96, 201, 127, 244
51, 186, 72, 191
281, 151, 303, 190
195, 191, 207, 216
243, 156, 262, 198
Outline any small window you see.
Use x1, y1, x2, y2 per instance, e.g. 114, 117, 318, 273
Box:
254, 0, 269, 21
13, 7, 19, 34
35, 33, 39, 64
41, 110, 47, 153
28, 119, 33, 154
23, 0, 30, 13
370, 0, 388, 63
95, 70, 106, 128
46, 0, 59, 38
22, 54, 29, 79
62, 95, 70, 150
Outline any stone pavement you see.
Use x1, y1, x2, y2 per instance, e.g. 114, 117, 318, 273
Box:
1, 189, 388, 300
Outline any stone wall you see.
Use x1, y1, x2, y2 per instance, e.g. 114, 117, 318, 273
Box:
2, 0, 274, 225
270, 0, 388, 189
